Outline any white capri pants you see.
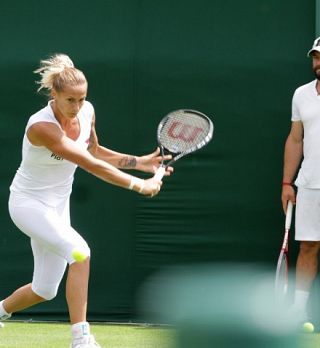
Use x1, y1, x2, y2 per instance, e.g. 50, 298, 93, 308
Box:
295, 187, 320, 241
8, 192, 90, 300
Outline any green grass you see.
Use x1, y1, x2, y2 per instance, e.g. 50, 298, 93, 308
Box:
0, 321, 176, 348
301, 333, 320, 348
1, 321, 319, 348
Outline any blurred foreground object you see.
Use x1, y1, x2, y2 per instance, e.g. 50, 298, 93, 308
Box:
138, 263, 301, 348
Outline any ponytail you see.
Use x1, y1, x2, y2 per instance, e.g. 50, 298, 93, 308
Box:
34, 54, 86, 93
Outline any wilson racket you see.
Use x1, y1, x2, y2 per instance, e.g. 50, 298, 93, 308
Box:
275, 200, 293, 301
154, 109, 214, 180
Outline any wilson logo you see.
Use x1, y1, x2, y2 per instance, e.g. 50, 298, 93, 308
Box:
167, 122, 203, 142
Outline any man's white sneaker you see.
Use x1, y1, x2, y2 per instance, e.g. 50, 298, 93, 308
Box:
71, 334, 101, 348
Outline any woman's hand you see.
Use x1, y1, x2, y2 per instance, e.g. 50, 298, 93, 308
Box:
141, 176, 163, 198
136, 148, 174, 175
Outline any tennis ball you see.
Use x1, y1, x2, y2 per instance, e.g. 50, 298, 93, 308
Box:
72, 249, 87, 263
302, 322, 314, 333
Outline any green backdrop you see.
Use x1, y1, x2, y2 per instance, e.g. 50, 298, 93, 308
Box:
0, 0, 315, 321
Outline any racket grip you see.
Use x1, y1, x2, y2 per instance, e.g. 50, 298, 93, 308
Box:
285, 200, 293, 230
154, 166, 166, 181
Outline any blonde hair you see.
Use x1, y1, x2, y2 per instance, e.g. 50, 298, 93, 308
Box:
34, 54, 87, 93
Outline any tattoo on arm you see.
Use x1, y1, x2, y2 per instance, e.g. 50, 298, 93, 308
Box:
87, 129, 98, 152
118, 156, 137, 168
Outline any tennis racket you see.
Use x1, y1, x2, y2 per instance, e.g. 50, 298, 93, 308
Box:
154, 109, 214, 180
275, 200, 293, 301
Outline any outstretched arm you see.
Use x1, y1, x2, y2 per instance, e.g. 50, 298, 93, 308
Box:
88, 114, 173, 174
27, 121, 162, 197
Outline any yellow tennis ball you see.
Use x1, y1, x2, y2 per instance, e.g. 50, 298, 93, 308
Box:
72, 249, 87, 263
302, 322, 314, 333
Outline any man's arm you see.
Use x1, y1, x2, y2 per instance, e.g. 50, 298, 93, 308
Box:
281, 120, 303, 211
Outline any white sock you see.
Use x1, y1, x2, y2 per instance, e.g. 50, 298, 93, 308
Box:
71, 321, 90, 340
0, 301, 10, 316
293, 289, 309, 312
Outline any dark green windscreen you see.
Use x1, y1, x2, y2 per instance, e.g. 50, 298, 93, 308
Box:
0, 0, 314, 320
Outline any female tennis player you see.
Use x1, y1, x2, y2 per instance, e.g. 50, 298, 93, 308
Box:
0, 54, 171, 348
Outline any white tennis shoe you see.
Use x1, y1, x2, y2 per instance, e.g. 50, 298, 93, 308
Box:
71, 334, 101, 348
0, 313, 11, 321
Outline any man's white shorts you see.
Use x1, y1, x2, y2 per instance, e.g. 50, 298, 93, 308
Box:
295, 187, 320, 241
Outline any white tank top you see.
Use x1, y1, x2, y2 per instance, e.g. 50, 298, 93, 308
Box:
10, 100, 94, 206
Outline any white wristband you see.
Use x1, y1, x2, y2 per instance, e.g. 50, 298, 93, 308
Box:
128, 177, 135, 190
139, 179, 144, 193
128, 177, 144, 193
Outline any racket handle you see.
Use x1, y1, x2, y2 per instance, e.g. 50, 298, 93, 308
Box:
285, 200, 293, 230
154, 166, 166, 181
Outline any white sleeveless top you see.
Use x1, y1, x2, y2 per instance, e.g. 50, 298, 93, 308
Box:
10, 100, 94, 206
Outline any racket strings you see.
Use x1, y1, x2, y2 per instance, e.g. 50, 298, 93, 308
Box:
159, 111, 212, 153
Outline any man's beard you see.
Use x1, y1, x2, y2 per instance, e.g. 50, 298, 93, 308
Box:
314, 68, 320, 80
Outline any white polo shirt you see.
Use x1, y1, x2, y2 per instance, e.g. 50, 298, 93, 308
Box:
10, 100, 94, 206
293, 79, 320, 188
